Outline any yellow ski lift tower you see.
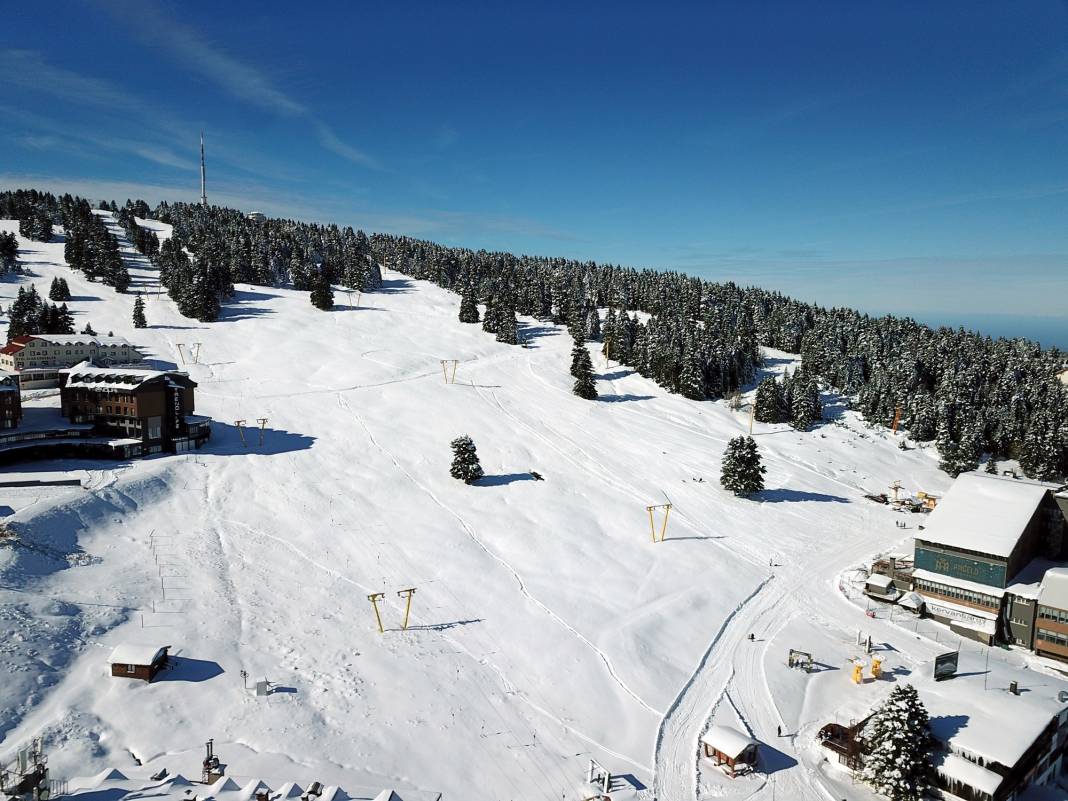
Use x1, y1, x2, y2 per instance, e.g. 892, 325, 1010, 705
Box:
851, 661, 863, 684
646, 503, 672, 543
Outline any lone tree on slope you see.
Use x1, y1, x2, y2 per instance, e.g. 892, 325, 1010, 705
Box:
720, 435, 765, 497
310, 270, 334, 310
450, 435, 484, 484
860, 683, 933, 801
132, 294, 147, 328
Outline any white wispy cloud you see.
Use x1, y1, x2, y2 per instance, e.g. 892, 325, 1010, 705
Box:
0, 103, 196, 171
95, 0, 378, 169
0, 50, 150, 114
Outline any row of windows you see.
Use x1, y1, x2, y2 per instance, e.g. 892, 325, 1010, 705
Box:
1037, 628, 1068, 648
915, 578, 1000, 609
1038, 606, 1068, 625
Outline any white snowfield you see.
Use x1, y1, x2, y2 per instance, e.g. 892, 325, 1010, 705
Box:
0, 212, 1057, 800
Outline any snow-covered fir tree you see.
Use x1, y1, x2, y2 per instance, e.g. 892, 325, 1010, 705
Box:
860, 683, 933, 801
754, 377, 786, 423
790, 375, 821, 430
449, 435, 484, 484
720, 436, 765, 497
572, 346, 598, 400
132, 294, 147, 328
458, 286, 480, 323
495, 292, 518, 344
310, 269, 334, 310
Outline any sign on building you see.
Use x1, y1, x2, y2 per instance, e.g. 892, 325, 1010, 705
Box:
915, 546, 1007, 588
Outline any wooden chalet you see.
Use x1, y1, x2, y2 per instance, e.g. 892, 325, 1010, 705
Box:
700, 725, 759, 777
108, 644, 169, 682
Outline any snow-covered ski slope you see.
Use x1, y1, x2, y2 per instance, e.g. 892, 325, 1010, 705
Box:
0, 212, 956, 799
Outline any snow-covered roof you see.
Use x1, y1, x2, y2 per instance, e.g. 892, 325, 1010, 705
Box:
899, 591, 925, 610
866, 573, 894, 589
917, 473, 1052, 558
0, 370, 17, 389
913, 569, 1007, 599
933, 751, 1004, 796
63, 361, 177, 389
700, 725, 757, 758
901, 652, 1068, 767
108, 644, 168, 666
1005, 558, 1058, 600
373, 792, 405, 801
1039, 567, 1068, 610
26, 334, 134, 347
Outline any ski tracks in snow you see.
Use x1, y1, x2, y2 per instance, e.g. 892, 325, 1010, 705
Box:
337, 392, 661, 719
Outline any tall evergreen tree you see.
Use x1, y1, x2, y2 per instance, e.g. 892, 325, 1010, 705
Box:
754, 377, 786, 423
860, 684, 933, 801
132, 294, 148, 328
449, 435, 484, 484
495, 295, 518, 345
458, 285, 480, 323
310, 269, 334, 310
572, 346, 598, 400
720, 436, 766, 497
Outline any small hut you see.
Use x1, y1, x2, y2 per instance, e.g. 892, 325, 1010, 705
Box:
108, 644, 169, 682
700, 725, 759, 777
864, 572, 899, 601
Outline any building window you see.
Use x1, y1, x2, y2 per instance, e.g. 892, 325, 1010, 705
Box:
1037, 629, 1068, 649
126, 664, 135, 673
1038, 606, 1068, 625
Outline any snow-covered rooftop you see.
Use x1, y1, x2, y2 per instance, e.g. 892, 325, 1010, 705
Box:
904, 652, 1068, 767
700, 725, 757, 758
108, 644, 168, 666
917, 473, 1052, 558
63, 360, 175, 389
61, 766, 408, 801
933, 751, 1004, 796
23, 334, 135, 347
866, 573, 894, 589
1038, 567, 1068, 611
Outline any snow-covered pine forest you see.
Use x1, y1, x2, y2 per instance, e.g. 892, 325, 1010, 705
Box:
3, 187, 1064, 482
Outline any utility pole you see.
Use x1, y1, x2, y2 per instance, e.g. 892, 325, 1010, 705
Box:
367, 592, 385, 633
234, 420, 247, 447
176, 344, 187, 365
200, 131, 208, 207
256, 418, 268, 447
397, 587, 416, 630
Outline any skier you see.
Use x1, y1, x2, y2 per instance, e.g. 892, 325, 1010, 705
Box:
777, 725, 781, 737
748, 633, 755, 642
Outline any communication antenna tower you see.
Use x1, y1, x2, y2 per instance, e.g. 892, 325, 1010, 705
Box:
200, 131, 208, 207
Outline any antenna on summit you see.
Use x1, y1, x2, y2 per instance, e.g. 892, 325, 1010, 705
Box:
199, 131, 208, 207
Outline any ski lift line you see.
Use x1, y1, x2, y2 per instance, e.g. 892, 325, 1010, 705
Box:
337, 397, 649, 785
476, 378, 767, 570
346, 395, 660, 717
426, 563, 622, 795
361, 484, 644, 789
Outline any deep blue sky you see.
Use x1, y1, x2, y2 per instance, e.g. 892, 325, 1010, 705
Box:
2, 2, 1067, 346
